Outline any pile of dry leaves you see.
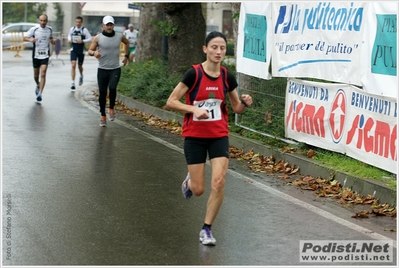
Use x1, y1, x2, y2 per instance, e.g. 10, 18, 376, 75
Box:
230, 147, 396, 219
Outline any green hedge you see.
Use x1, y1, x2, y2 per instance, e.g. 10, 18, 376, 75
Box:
226, 42, 234, 56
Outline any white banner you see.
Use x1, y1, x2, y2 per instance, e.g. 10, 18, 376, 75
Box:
236, 2, 272, 79
285, 78, 397, 173
360, 2, 397, 98
271, 2, 366, 85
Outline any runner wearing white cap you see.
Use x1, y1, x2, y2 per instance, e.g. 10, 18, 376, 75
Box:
87, 15, 130, 127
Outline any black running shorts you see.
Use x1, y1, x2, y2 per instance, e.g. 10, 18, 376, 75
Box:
70, 50, 85, 65
184, 136, 229, 165
32, 58, 49, 68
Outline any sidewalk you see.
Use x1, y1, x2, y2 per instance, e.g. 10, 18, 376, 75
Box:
113, 94, 396, 206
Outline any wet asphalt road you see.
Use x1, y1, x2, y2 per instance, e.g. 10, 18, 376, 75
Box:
2, 49, 397, 266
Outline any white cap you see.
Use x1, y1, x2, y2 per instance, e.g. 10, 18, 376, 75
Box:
128, 23, 134, 28
102, 15, 114, 25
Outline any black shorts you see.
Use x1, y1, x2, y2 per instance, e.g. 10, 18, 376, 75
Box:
184, 137, 229, 165
32, 58, 49, 68
70, 50, 85, 65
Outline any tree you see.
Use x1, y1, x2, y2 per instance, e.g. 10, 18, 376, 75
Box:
136, 3, 164, 62
231, 3, 240, 58
2, 2, 48, 24
162, 3, 206, 75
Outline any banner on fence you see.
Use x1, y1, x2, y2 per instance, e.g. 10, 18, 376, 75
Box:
285, 78, 397, 173
236, 2, 272, 79
360, 2, 397, 98
271, 2, 366, 85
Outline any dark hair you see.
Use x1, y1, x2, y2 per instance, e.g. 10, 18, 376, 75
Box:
204, 31, 227, 46
75, 16, 83, 22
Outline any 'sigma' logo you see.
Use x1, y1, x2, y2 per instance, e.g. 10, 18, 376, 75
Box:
329, 89, 346, 143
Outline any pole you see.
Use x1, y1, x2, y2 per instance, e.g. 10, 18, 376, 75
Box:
24, 3, 27, 22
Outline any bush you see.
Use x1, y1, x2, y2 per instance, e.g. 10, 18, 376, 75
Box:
119, 59, 181, 107
226, 41, 234, 56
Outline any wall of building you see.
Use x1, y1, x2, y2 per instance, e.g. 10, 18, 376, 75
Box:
205, 3, 233, 39
45, 2, 81, 46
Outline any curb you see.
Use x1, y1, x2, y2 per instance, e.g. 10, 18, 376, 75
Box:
116, 93, 396, 206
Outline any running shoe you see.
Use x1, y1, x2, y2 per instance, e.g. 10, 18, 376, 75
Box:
35, 85, 39, 96
181, 173, 193, 199
36, 92, 42, 102
109, 108, 115, 121
79, 76, 83, 86
99, 116, 107, 127
199, 228, 216, 246
71, 83, 76, 90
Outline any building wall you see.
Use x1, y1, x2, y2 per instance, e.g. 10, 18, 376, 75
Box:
205, 3, 233, 39
45, 2, 81, 45
60, 3, 81, 38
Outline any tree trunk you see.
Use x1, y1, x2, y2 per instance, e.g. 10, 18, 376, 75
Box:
231, 3, 240, 58
136, 3, 163, 62
163, 3, 206, 75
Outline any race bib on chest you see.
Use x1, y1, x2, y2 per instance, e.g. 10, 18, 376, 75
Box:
193, 99, 223, 121
35, 48, 48, 57
72, 35, 82, 43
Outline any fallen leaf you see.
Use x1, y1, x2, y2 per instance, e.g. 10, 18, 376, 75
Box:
307, 149, 316, 158
352, 211, 370, 218
264, 112, 272, 124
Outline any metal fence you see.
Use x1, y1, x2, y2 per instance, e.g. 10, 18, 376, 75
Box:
235, 73, 297, 144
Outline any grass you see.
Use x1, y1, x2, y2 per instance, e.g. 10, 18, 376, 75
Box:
314, 150, 397, 189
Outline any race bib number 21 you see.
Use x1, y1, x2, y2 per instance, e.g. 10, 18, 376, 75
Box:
193, 99, 222, 121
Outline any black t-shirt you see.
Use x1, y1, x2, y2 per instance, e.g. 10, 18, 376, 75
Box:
181, 65, 238, 92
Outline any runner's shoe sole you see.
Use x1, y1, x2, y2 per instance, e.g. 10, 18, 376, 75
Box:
181, 173, 193, 199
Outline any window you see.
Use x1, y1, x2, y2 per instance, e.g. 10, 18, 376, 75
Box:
21, 25, 33, 31
4, 25, 21, 32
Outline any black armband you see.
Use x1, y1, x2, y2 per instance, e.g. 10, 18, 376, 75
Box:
241, 100, 248, 108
